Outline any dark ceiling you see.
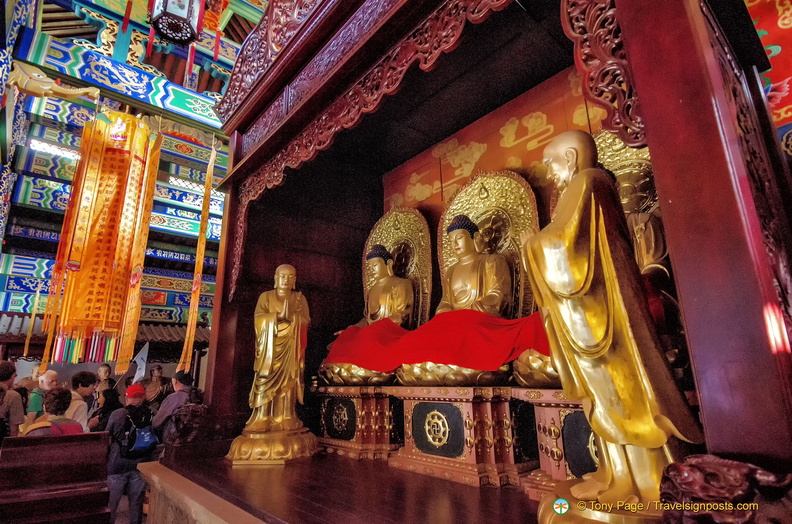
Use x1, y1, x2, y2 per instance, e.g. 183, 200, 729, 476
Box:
290, 0, 572, 182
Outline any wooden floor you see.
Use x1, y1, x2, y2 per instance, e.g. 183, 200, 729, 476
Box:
167, 453, 540, 524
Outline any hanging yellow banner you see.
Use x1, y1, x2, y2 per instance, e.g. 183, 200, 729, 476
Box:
116, 132, 163, 374
177, 143, 217, 372
43, 111, 162, 370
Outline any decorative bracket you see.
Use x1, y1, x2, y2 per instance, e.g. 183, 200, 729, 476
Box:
561, 0, 646, 148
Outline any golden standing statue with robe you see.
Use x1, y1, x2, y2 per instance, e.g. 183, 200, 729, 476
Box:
227, 264, 318, 464
524, 131, 703, 508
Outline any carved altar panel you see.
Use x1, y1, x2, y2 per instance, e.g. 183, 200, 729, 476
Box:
511, 388, 595, 501
438, 170, 539, 318
387, 386, 503, 487
315, 386, 400, 460
701, 0, 792, 341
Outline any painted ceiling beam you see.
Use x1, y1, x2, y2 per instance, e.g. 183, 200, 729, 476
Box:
15, 28, 223, 130
72, 0, 240, 68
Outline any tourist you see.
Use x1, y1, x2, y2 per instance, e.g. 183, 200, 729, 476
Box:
25, 369, 58, 426
152, 370, 192, 443
0, 361, 25, 438
22, 387, 84, 436
65, 371, 98, 432
106, 384, 156, 524
88, 388, 124, 432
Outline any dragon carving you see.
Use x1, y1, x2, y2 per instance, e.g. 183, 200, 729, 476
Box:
7, 61, 100, 100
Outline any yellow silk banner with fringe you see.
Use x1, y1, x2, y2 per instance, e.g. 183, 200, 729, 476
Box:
42, 111, 161, 371
115, 132, 163, 374
177, 144, 217, 372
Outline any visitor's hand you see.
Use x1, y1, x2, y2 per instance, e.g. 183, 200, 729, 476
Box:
88, 416, 99, 429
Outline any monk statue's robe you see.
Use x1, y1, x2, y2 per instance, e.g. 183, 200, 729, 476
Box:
525, 165, 704, 503
247, 289, 310, 433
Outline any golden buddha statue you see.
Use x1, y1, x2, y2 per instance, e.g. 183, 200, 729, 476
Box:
226, 264, 317, 464
320, 208, 433, 386
436, 214, 512, 317
523, 130, 703, 505
354, 244, 414, 328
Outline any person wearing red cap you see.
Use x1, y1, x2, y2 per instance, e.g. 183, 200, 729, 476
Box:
105, 383, 155, 524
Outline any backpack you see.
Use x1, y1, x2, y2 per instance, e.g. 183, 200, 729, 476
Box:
170, 388, 207, 444
119, 409, 158, 459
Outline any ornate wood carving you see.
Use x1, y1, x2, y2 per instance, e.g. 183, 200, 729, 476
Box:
242, 0, 400, 158
701, 0, 792, 342
661, 454, 792, 523
214, 0, 322, 122
228, 0, 514, 300
243, 93, 287, 157
561, 0, 646, 147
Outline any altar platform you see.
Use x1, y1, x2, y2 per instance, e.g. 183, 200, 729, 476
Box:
142, 452, 540, 524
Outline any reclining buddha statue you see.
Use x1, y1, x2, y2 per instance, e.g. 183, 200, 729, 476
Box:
323, 172, 558, 387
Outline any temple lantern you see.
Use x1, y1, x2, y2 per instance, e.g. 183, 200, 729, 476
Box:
150, 0, 202, 45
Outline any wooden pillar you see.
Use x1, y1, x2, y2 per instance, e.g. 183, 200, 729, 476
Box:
617, 0, 792, 469
204, 178, 244, 418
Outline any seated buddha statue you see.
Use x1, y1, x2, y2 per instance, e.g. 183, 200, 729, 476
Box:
325, 210, 550, 385
320, 245, 416, 385
352, 244, 414, 329
436, 215, 511, 317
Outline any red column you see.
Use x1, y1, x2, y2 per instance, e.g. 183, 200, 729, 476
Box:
617, 0, 792, 469
204, 175, 249, 420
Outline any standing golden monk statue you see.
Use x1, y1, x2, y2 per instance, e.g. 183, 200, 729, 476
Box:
436, 214, 512, 317
524, 131, 703, 507
227, 264, 317, 464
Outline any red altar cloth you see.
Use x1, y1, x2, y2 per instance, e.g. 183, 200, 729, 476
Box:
324, 309, 550, 372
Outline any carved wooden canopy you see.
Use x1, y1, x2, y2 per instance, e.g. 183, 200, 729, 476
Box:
218, 0, 647, 300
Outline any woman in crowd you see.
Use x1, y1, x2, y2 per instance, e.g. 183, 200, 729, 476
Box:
88, 388, 124, 432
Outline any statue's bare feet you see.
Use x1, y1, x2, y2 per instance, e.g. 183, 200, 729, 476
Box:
570, 475, 608, 500
598, 488, 638, 506
245, 421, 271, 433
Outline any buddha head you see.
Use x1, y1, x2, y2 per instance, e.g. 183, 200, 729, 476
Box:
543, 130, 598, 191
274, 264, 297, 292
366, 244, 395, 279
446, 215, 479, 258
